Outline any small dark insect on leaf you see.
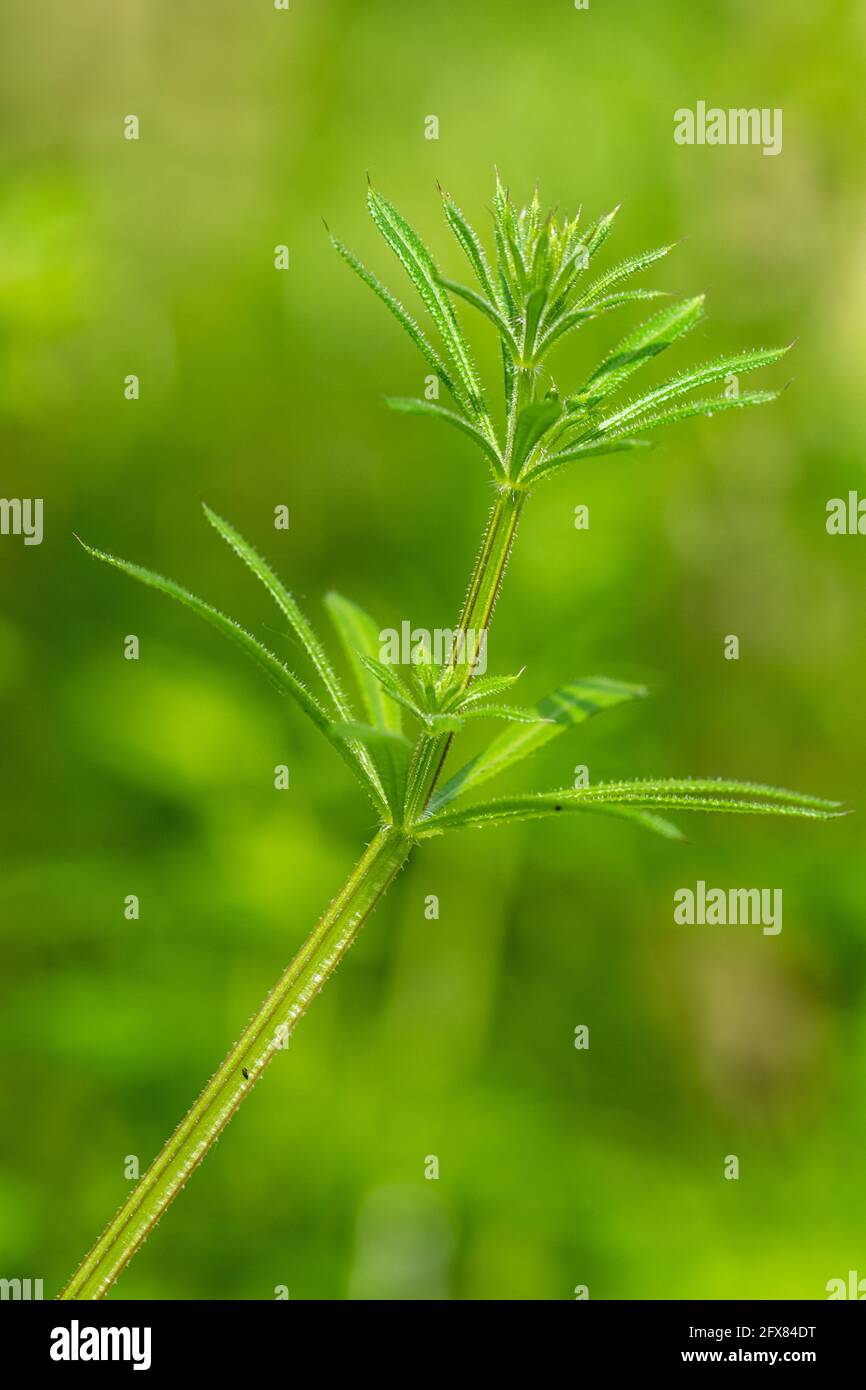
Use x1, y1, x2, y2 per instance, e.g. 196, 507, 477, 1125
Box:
242, 1067, 249, 1080
554, 804, 563, 811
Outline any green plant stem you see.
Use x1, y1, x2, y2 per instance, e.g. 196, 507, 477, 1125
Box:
404, 486, 526, 822
59, 827, 412, 1299
61, 487, 525, 1300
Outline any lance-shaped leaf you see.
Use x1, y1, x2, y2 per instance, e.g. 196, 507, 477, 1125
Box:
510, 399, 562, 476
544, 205, 620, 312
458, 704, 553, 725
591, 288, 668, 311
576, 243, 674, 307
418, 798, 684, 841
544, 235, 586, 314
429, 676, 647, 812
596, 806, 685, 840
573, 295, 705, 407
494, 221, 519, 318
497, 183, 530, 291
203, 509, 391, 815
323, 592, 403, 736
590, 776, 842, 811
330, 722, 412, 820
331, 233, 461, 405
416, 778, 842, 838
604, 388, 779, 439
434, 275, 520, 355
452, 670, 524, 708
441, 191, 503, 310
582, 204, 621, 259
529, 210, 555, 289
501, 340, 517, 416
529, 388, 781, 486
522, 286, 548, 358
493, 174, 524, 306
358, 653, 425, 720
77, 539, 388, 815
203, 505, 350, 719
591, 344, 790, 438
523, 184, 543, 252
404, 660, 441, 708
538, 288, 666, 359
368, 187, 484, 414
522, 437, 652, 488
383, 397, 505, 479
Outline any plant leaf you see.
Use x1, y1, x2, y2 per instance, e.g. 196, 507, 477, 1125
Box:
576, 243, 674, 307
591, 344, 790, 438
330, 722, 412, 820
522, 437, 652, 487
368, 187, 484, 414
78, 539, 388, 814
358, 653, 424, 720
492, 173, 524, 305
582, 204, 621, 259
536, 306, 595, 353
605, 389, 778, 438
595, 806, 685, 840
453, 670, 524, 708
591, 288, 668, 311
441, 191, 503, 310
574, 295, 705, 407
331, 233, 461, 405
417, 798, 684, 840
544, 205, 620, 311
585, 776, 843, 812
499, 190, 530, 290
457, 704, 553, 725
323, 592, 403, 737
435, 275, 519, 355
429, 676, 647, 811
203, 505, 350, 719
522, 285, 548, 357
383, 396, 505, 478
538, 289, 666, 359
511, 399, 562, 475
417, 779, 842, 838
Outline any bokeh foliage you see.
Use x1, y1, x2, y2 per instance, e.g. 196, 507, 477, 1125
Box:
0, 0, 864, 1299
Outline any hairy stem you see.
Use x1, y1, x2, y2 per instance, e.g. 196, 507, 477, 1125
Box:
404, 486, 526, 823
62, 490, 525, 1299
59, 827, 411, 1299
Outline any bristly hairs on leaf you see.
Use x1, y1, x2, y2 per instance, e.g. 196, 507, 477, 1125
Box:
79, 175, 829, 843
333, 173, 792, 494
80, 176, 828, 841
63, 174, 838, 1302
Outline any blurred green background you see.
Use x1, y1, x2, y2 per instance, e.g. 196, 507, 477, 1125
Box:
1, 0, 864, 1300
